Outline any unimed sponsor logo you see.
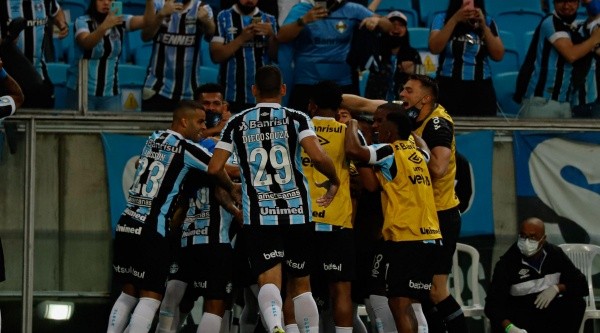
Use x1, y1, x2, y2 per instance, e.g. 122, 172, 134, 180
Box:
115, 224, 142, 235
408, 280, 431, 290
263, 250, 284, 260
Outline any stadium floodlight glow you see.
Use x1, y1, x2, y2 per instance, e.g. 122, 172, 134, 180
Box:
36, 301, 74, 320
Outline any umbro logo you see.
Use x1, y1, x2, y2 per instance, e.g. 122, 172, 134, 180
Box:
519, 268, 530, 279
317, 135, 330, 145
239, 122, 248, 131
408, 152, 422, 164
261, 112, 269, 116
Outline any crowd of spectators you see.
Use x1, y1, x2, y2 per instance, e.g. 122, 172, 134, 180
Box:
2, 0, 600, 118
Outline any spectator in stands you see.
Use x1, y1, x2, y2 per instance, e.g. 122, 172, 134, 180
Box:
0, 57, 24, 119
0, 0, 68, 109
141, 0, 215, 112
515, 0, 600, 118
485, 217, 588, 333
66, 0, 147, 111
210, 0, 278, 113
364, 10, 422, 101
429, 0, 504, 117
277, 0, 392, 112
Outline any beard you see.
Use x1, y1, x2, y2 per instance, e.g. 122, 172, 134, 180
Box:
237, 2, 256, 15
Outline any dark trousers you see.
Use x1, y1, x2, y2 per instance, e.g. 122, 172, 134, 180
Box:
491, 296, 586, 333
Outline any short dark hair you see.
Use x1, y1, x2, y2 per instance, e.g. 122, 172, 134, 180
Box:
385, 109, 412, 140
194, 83, 224, 101
376, 102, 405, 115
408, 74, 439, 100
173, 100, 204, 120
255, 65, 282, 98
309, 81, 342, 110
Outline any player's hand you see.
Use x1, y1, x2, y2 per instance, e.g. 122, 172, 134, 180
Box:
534, 285, 559, 309
239, 25, 256, 42
231, 183, 242, 206
315, 180, 339, 207
56, 22, 69, 39
253, 20, 274, 37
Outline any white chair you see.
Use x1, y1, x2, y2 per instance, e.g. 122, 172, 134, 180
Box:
450, 242, 491, 333
558, 243, 600, 333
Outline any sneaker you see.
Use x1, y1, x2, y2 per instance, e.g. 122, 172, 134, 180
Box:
271, 326, 285, 333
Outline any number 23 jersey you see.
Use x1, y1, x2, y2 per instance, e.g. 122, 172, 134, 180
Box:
216, 103, 316, 227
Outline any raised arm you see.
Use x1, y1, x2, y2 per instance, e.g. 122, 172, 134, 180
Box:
341, 94, 386, 113
197, 5, 215, 39
76, 11, 124, 50
553, 27, 600, 63
277, 6, 327, 43
141, 0, 182, 41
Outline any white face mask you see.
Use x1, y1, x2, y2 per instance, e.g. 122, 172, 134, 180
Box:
517, 237, 541, 257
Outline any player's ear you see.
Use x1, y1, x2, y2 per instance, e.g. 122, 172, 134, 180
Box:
251, 84, 259, 98
281, 83, 287, 97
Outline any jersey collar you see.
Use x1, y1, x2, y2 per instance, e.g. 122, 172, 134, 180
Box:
256, 102, 281, 108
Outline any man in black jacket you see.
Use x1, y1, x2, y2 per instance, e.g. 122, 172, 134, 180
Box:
485, 217, 588, 333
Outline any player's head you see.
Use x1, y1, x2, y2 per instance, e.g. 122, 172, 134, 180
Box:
373, 102, 403, 138
308, 80, 342, 117
194, 83, 225, 128
399, 74, 438, 123
252, 65, 285, 100
172, 100, 206, 142
376, 103, 411, 143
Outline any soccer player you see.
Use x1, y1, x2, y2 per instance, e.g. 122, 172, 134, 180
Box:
345, 104, 441, 333
107, 100, 237, 333
208, 65, 340, 333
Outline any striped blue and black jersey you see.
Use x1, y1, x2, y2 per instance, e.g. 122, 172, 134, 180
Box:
179, 170, 232, 247
431, 13, 499, 81
144, 0, 213, 101
0, 0, 60, 81
282, 2, 373, 85
570, 21, 597, 107
215, 103, 316, 226
123, 129, 212, 237
67, 15, 134, 96
523, 14, 580, 102
212, 6, 278, 105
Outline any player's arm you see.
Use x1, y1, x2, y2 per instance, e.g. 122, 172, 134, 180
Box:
169, 194, 189, 230
300, 136, 340, 207
422, 118, 452, 178
345, 119, 380, 191
53, 8, 69, 39
197, 4, 215, 39
277, 6, 327, 43
341, 94, 386, 113
210, 25, 255, 62
214, 186, 243, 225
208, 148, 241, 203
0, 59, 24, 112
553, 28, 600, 63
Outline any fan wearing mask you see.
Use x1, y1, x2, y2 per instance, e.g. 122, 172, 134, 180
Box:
485, 217, 588, 333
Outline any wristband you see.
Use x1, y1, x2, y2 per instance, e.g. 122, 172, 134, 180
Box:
0, 68, 7, 80
505, 323, 514, 333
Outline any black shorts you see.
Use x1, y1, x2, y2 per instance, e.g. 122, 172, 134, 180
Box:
169, 243, 234, 301
243, 224, 314, 278
433, 208, 462, 275
232, 230, 257, 288
384, 240, 440, 301
366, 239, 388, 297
313, 228, 356, 282
112, 216, 170, 294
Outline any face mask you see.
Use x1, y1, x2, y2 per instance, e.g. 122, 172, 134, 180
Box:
517, 237, 541, 257
205, 110, 221, 129
404, 95, 427, 129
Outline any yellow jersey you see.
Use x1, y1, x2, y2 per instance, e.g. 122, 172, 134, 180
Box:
413, 104, 460, 211
301, 117, 353, 229
368, 138, 441, 242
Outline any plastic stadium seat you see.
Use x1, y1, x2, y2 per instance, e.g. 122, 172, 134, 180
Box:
449, 243, 491, 333
118, 64, 147, 111
200, 38, 219, 70
123, 0, 146, 15
359, 70, 369, 97
558, 243, 600, 333
371, 0, 413, 11
493, 71, 521, 117
519, 30, 535, 65
53, 22, 75, 64
494, 10, 545, 43
490, 30, 520, 75
59, 0, 87, 23
134, 43, 153, 68
486, 0, 543, 17
376, 8, 419, 28
46, 62, 70, 109
408, 27, 430, 51
198, 66, 219, 85
419, 0, 449, 27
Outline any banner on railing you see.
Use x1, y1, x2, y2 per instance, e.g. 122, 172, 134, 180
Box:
514, 131, 600, 244
100, 130, 495, 237
456, 130, 495, 237
101, 133, 147, 235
